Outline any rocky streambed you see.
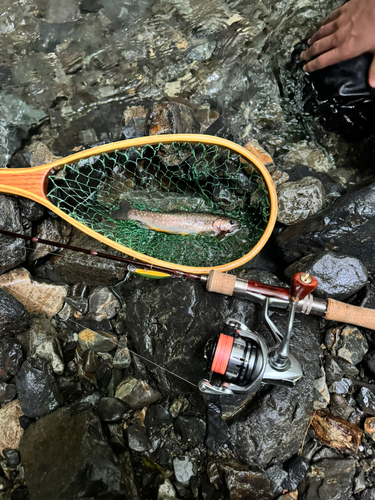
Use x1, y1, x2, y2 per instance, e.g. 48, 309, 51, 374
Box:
2, 1, 375, 500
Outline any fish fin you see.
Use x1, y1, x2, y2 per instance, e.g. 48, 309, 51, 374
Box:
217, 231, 229, 241
111, 200, 133, 220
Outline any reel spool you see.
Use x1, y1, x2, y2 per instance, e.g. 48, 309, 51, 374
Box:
198, 318, 303, 395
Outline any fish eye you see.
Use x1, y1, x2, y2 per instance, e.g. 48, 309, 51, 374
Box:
229, 220, 234, 225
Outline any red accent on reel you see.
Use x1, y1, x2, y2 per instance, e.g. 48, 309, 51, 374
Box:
211, 334, 234, 375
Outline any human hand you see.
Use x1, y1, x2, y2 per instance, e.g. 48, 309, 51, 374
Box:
300, 0, 375, 88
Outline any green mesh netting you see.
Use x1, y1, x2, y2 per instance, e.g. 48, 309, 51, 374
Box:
47, 142, 270, 267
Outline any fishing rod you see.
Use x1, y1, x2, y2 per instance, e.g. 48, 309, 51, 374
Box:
1, 228, 375, 396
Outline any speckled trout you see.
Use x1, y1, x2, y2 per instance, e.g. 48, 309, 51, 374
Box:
111, 200, 240, 236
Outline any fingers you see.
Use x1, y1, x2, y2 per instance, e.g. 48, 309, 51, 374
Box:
369, 52, 375, 88
302, 47, 344, 72
301, 33, 338, 62
321, 7, 342, 27
307, 20, 339, 47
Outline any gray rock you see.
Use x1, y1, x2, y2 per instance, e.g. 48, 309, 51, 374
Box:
276, 178, 375, 272
126, 424, 151, 452
0, 382, 17, 404
325, 356, 344, 385
354, 469, 366, 494
53, 230, 127, 286
77, 328, 117, 353
16, 359, 63, 418
0, 338, 23, 381
18, 198, 44, 221
144, 404, 171, 427
329, 378, 351, 395
81, 349, 98, 373
115, 377, 160, 409
330, 394, 354, 420
97, 397, 126, 422
285, 252, 368, 300
88, 286, 120, 322
299, 458, 357, 500
229, 312, 322, 468
0, 196, 26, 274
361, 488, 375, 500
283, 455, 310, 492
19, 405, 126, 500
173, 456, 195, 486
325, 325, 368, 366
2, 448, 20, 468
174, 414, 206, 445
27, 317, 64, 375
277, 177, 326, 225
112, 337, 131, 369
169, 395, 189, 418
206, 402, 231, 454
157, 478, 177, 500
28, 218, 68, 261
265, 465, 288, 495
358, 387, 375, 416
0, 288, 30, 339
147, 100, 200, 135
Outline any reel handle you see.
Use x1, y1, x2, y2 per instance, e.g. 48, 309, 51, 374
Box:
290, 273, 318, 302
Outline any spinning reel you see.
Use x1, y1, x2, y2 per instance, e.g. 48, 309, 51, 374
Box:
198, 273, 318, 395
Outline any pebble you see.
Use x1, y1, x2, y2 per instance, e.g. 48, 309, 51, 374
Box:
0, 288, 30, 338
157, 478, 177, 500
266, 465, 288, 496
97, 397, 126, 422
329, 378, 351, 395
359, 388, 375, 416
28, 318, 64, 376
88, 286, 120, 322
78, 328, 117, 353
2, 448, 20, 468
325, 325, 368, 366
329, 394, 354, 420
169, 395, 189, 418
126, 424, 151, 452
112, 337, 131, 369
283, 455, 310, 491
174, 415, 206, 445
115, 378, 160, 409
173, 456, 195, 486
81, 349, 98, 373
0, 400, 24, 455
96, 359, 113, 387
0, 382, 17, 404
0, 338, 23, 381
144, 404, 171, 427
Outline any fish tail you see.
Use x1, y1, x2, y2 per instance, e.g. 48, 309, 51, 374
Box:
111, 200, 133, 220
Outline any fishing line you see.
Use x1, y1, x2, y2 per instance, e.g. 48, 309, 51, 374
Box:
0, 280, 198, 389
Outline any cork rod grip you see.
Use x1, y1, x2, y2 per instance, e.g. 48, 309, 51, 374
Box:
325, 298, 375, 330
206, 270, 237, 296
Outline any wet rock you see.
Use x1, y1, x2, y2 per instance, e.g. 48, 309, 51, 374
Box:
27, 317, 64, 375
299, 458, 357, 500
354, 469, 366, 494
358, 388, 375, 416
0, 338, 23, 381
325, 325, 368, 366
19, 405, 126, 500
174, 414, 206, 445
325, 356, 344, 385
0, 382, 17, 404
78, 328, 117, 353
313, 367, 330, 410
244, 139, 274, 168
276, 178, 375, 272
330, 394, 354, 420
115, 377, 160, 409
206, 402, 231, 453
265, 465, 288, 496
285, 252, 368, 300
0, 268, 68, 318
361, 489, 375, 500
229, 311, 322, 467
3, 448, 20, 468
310, 410, 362, 454
0, 400, 23, 456
169, 395, 189, 418
16, 359, 63, 418
28, 218, 68, 261
157, 478, 177, 500
147, 101, 200, 135
18, 198, 44, 221
96, 359, 113, 387
81, 349, 98, 372
0, 289, 30, 339
283, 456, 310, 492
0, 196, 26, 274
126, 278, 257, 392
285, 164, 345, 202
329, 378, 351, 395
208, 458, 273, 500
29, 141, 61, 168
277, 177, 326, 225
88, 286, 120, 322
364, 417, 375, 441
126, 424, 151, 452
53, 230, 127, 286
97, 397, 126, 422
123, 105, 147, 139
282, 140, 334, 173
112, 337, 131, 369
173, 456, 195, 486
145, 404, 171, 427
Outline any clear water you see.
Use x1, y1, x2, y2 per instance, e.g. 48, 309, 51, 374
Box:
0, 0, 343, 167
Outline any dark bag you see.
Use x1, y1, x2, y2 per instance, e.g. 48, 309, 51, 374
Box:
309, 52, 375, 98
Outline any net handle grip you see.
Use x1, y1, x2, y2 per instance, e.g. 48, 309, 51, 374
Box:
325, 298, 375, 330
